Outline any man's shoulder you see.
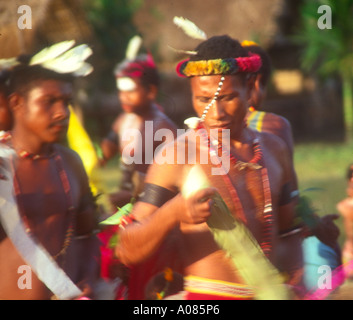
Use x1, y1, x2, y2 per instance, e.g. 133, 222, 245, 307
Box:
255, 129, 287, 151
151, 108, 178, 132
263, 111, 292, 129
112, 113, 129, 131
54, 144, 84, 166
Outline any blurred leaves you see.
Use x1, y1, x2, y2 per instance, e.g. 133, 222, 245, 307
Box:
295, 0, 353, 78
84, 0, 142, 84
294, 0, 353, 138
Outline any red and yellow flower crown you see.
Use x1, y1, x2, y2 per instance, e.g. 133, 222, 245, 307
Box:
172, 17, 262, 78
176, 53, 262, 77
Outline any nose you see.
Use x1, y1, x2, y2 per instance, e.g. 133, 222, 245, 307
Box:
119, 91, 130, 105
52, 100, 70, 121
210, 100, 226, 120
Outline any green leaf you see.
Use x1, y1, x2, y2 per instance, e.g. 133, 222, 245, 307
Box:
99, 201, 134, 226
295, 195, 318, 229
108, 233, 119, 248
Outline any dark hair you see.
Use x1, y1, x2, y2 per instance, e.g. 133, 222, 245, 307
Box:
139, 67, 159, 88
115, 54, 160, 88
190, 35, 249, 61
245, 45, 272, 87
8, 64, 74, 96
0, 69, 10, 95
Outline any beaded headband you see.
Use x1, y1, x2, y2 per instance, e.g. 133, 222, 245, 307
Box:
176, 53, 262, 78
172, 17, 262, 122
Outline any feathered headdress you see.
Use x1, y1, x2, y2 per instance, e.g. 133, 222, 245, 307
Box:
173, 16, 207, 41
176, 55, 262, 78
29, 40, 93, 76
241, 40, 260, 47
114, 35, 159, 90
169, 16, 208, 56
0, 40, 93, 77
0, 58, 20, 71
171, 17, 261, 77
114, 35, 156, 79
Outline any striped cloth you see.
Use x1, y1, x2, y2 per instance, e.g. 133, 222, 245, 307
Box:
183, 275, 255, 300
246, 110, 266, 132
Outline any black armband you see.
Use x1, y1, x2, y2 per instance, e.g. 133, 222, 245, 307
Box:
119, 163, 134, 191
279, 182, 292, 206
139, 183, 177, 208
105, 130, 118, 144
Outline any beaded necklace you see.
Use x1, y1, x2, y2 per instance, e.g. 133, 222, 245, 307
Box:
197, 123, 274, 257
1, 132, 75, 262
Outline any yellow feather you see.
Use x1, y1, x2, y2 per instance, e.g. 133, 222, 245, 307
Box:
67, 106, 99, 195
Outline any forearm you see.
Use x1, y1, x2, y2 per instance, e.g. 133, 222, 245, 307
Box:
277, 200, 305, 292
277, 232, 304, 292
75, 234, 101, 298
75, 203, 100, 296
101, 139, 118, 161
115, 197, 180, 265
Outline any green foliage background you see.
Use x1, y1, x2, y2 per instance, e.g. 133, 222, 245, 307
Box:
84, 0, 143, 90
295, 0, 353, 138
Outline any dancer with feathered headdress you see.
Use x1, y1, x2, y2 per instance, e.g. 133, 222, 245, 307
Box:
98, 36, 178, 300
114, 18, 303, 300
0, 41, 100, 299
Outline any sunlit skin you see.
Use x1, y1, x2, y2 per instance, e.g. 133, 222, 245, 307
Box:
337, 170, 353, 272
191, 75, 252, 150
9, 80, 72, 155
0, 79, 99, 299
118, 78, 157, 115
101, 77, 177, 209
116, 74, 303, 290
246, 74, 294, 158
0, 91, 12, 131
101, 77, 176, 171
247, 74, 340, 250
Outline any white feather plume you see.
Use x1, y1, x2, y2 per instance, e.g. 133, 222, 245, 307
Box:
167, 45, 198, 56
173, 16, 207, 40
184, 117, 201, 129
0, 58, 19, 70
30, 40, 76, 66
39, 44, 93, 75
72, 62, 94, 77
125, 35, 143, 60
